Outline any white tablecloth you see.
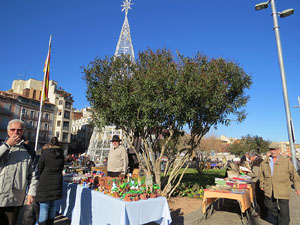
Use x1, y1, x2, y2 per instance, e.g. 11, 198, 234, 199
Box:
56, 183, 172, 225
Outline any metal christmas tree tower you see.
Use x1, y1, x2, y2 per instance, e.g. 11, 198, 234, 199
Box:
87, 0, 135, 161
115, 0, 135, 60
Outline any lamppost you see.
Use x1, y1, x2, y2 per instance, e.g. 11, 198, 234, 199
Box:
255, 0, 298, 170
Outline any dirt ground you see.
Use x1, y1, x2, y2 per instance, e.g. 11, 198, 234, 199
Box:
54, 197, 203, 224
168, 197, 202, 214
168, 197, 203, 223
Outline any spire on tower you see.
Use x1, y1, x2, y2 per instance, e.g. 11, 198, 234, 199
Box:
114, 0, 135, 61
121, 0, 133, 16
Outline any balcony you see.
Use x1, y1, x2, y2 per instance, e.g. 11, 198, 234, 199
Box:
28, 136, 49, 143
41, 117, 50, 122
0, 108, 12, 116
63, 126, 69, 131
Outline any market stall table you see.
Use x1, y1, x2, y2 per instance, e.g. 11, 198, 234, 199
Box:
56, 183, 172, 225
202, 189, 252, 225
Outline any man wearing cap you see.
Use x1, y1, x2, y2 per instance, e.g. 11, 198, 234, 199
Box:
259, 142, 300, 225
107, 135, 128, 177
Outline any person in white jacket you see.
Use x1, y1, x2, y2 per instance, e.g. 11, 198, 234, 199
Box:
107, 135, 128, 177
0, 119, 38, 225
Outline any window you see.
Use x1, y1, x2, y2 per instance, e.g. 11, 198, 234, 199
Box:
30, 111, 35, 119
29, 121, 33, 128
28, 132, 31, 140
59, 100, 63, 105
57, 121, 61, 127
63, 121, 69, 130
45, 113, 49, 120
23, 89, 30, 97
33, 90, 36, 99
64, 110, 70, 119
58, 110, 62, 116
65, 101, 71, 109
56, 131, 60, 138
44, 123, 48, 130
22, 108, 27, 117
4, 103, 12, 111
63, 132, 68, 141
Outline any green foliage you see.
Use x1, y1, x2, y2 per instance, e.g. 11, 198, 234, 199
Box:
171, 169, 225, 198
83, 48, 251, 138
171, 183, 204, 198
227, 134, 270, 156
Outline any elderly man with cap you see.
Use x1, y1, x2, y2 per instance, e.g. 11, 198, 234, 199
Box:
259, 142, 300, 225
107, 135, 128, 177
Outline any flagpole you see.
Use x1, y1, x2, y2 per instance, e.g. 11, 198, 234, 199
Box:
34, 35, 52, 152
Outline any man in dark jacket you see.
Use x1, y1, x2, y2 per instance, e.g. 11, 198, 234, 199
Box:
0, 119, 38, 225
259, 143, 300, 225
247, 151, 267, 219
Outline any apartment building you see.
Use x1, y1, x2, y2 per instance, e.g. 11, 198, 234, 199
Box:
11, 78, 73, 151
70, 107, 93, 153
0, 90, 55, 149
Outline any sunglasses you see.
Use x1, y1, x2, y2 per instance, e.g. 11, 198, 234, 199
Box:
9, 128, 23, 132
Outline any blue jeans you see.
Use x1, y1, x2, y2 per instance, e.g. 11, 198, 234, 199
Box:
39, 201, 56, 223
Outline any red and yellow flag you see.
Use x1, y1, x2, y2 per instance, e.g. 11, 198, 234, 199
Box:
42, 35, 52, 102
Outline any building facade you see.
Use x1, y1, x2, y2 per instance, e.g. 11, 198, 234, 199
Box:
70, 107, 93, 153
0, 90, 55, 149
10, 78, 73, 151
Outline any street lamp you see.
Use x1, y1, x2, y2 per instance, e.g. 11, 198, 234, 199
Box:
255, 0, 298, 170
279, 9, 294, 18
255, 2, 269, 11
293, 96, 300, 112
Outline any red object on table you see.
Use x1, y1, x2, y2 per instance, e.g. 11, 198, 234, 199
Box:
232, 177, 245, 181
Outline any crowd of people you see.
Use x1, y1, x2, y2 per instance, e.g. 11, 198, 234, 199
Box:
0, 119, 64, 225
0, 119, 135, 225
1, 118, 300, 225
237, 144, 300, 225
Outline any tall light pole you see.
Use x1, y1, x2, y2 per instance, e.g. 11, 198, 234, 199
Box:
255, 0, 298, 170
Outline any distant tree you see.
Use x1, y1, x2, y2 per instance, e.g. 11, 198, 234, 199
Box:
193, 135, 227, 174
83, 48, 252, 197
227, 135, 270, 156
227, 141, 248, 156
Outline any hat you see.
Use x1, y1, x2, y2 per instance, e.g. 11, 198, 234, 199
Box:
111, 135, 122, 142
269, 142, 279, 150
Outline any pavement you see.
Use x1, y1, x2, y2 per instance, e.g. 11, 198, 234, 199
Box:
53, 190, 300, 225
199, 190, 300, 225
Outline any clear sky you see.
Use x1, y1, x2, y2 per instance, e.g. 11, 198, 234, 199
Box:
1, 0, 300, 143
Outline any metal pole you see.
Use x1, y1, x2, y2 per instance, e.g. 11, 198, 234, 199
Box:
270, 0, 298, 170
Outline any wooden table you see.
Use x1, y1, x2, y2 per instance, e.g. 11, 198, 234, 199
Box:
202, 189, 253, 225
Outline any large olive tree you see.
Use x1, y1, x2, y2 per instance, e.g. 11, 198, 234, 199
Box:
83, 48, 252, 197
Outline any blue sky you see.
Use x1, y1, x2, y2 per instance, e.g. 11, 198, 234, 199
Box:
1, 0, 300, 143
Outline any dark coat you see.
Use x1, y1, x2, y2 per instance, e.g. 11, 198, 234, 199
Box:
35, 145, 64, 203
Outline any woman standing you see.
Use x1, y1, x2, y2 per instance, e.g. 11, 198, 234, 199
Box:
36, 137, 64, 225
